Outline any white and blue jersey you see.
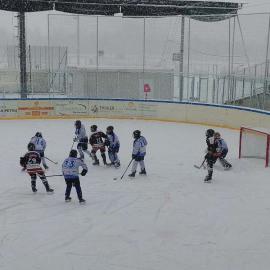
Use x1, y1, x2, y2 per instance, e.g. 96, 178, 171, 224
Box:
107, 132, 120, 152
132, 136, 147, 157
216, 138, 228, 153
75, 124, 87, 141
62, 157, 88, 180
30, 136, 46, 152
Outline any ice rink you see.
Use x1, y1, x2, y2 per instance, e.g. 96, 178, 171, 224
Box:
1, 118, 270, 270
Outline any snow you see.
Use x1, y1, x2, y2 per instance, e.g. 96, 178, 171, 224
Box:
1, 118, 270, 270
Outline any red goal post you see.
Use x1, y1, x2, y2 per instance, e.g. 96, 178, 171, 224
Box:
239, 127, 270, 167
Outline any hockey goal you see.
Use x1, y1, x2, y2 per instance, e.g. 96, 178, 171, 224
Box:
239, 127, 270, 167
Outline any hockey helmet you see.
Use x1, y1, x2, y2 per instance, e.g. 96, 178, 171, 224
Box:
106, 126, 114, 134
35, 132, 42, 138
75, 120, 81, 128
133, 130, 141, 139
91, 125, 97, 132
205, 129, 215, 138
28, 142, 35, 151
69, 149, 78, 158
214, 132, 221, 139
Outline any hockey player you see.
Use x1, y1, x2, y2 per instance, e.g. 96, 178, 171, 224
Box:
21, 142, 54, 193
74, 120, 92, 160
204, 128, 218, 182
30, 132, 48, 169
214, 132, 232, 169
128, 130, 148, 177
105, 126, 120, 168
89, 124, 108, 165
62, 149, 87, 203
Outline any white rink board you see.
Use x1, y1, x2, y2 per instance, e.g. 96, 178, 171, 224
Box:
1, 99, 270, 130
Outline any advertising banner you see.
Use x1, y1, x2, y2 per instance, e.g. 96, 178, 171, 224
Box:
17, 100, 54, 117
0, 100, 18, 118
54, 100, 89, 116
88, 100, 159, 119
1, 98, 270, 131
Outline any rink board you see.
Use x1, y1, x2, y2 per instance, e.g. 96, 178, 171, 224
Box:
0, 98, 270, 130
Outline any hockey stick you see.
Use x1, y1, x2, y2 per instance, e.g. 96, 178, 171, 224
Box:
45, 174, 63, 178
45, 157, 58, 165
70, 139, 75, 151
113, 159, 133, 180
194, 158, 206, 169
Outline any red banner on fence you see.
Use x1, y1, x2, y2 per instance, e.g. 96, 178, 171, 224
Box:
144, 83, 151, 93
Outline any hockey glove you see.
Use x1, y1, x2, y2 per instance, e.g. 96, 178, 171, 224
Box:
81, 169, 87, 176
132, 154, 137, 159
104, 139, 110, 147
204, 152, 213, 159
20, 156, 26, 167
213, 152, 221, 158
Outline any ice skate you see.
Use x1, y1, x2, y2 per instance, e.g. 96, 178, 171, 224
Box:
139, 168, 146, 175
128, 171, 136, 177
79, 198, 86, 204
204, 175, 212, 182
92, 159, 100, 166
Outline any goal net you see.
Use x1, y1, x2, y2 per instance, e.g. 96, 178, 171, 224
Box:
239, 127, 270, 167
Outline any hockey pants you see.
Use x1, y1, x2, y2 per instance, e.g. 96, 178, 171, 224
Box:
31, 173, 51, 191
91, 150, 107, 164
131, 160, 145, 173
108, 150, 120, 164
77, 145, 92, 160
218, 149, 231, 168
65, 178, 83, 200
206, 156, 217, 178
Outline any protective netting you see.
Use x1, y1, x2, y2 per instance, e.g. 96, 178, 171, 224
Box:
0, 12, 270, 108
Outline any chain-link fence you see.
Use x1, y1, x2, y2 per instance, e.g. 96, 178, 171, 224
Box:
0, 12, 270, 109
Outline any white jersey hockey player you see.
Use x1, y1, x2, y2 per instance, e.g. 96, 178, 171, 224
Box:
74, 120, 92, 160
128, 130, 147, 177
62, 149, 88, 203
30, 132, 48, 169
105, 126, 120, 168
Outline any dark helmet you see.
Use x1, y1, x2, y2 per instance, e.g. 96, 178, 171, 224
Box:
28, 142, 35, 151
69, 149, 78, 158
35, 132, 42, 138
214, 132, 221, 139
75, 120, 81, 128
133, 130, 141, 139
91, 125, 97, 132
205, 129, 215, 138
106, 126, 114, 134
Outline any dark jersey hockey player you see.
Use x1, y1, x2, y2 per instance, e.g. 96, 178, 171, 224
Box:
204, 129, 218, 182
21, 143, 54, 193
89, 125, 108, 165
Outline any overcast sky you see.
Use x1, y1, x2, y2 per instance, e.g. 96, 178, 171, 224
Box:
0, 0, 270, 71
0, 0, 269, 42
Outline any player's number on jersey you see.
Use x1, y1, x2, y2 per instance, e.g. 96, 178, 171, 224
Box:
96, 137, 103, 144
29, 157, 37, 164
65, 160, 75, 168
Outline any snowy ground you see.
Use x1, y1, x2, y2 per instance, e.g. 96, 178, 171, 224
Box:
1, 118, 270, 270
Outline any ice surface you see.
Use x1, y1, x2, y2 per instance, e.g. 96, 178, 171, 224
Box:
1, 118, 270, 270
